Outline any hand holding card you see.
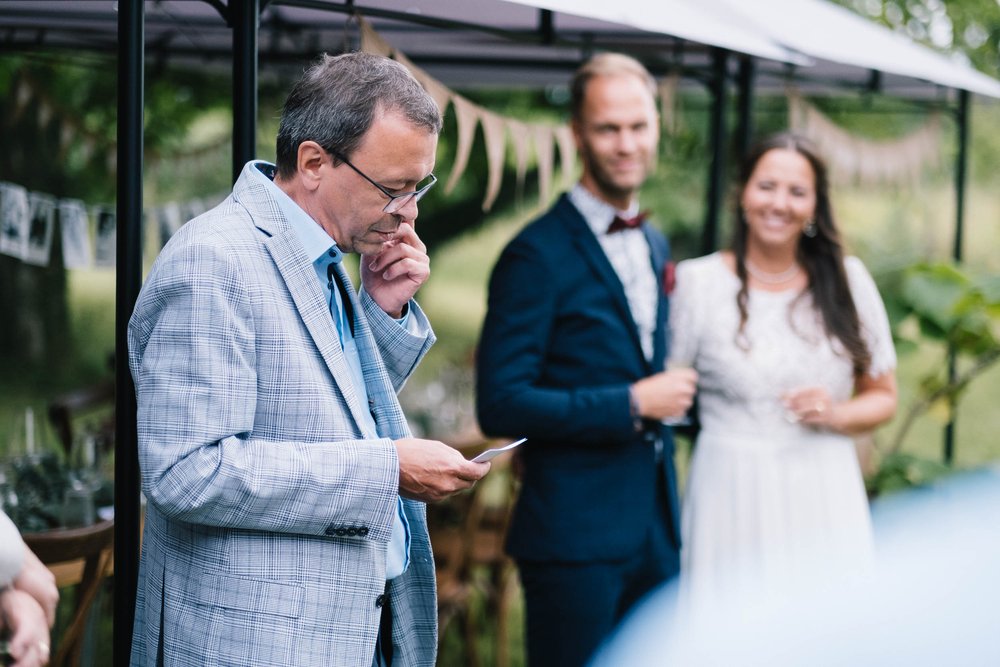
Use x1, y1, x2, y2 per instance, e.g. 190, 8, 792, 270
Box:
470, 437, 527, 463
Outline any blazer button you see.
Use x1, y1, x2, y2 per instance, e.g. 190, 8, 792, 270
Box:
375, 593, 387, 608
358, 526, 369, 536
347, 527, 358, 537
324, 525, 336, 536
335, 527, 348, 537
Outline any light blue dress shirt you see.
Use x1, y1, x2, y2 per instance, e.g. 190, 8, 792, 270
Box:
251, 161, 411, 580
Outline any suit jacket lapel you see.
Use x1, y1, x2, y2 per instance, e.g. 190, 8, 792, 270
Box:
262, 232, 376, 433
643, 224, 670, 369
231, 164, 376, 433
329, 262, 411, 441
558, 196, 648, 366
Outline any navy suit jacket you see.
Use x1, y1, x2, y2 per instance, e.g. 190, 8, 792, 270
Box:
477, 194, 681, 563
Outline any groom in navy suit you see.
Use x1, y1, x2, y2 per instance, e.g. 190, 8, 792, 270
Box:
477, 53, 698, 667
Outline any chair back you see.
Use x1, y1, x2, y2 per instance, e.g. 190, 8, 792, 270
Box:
22, 519, 114, 667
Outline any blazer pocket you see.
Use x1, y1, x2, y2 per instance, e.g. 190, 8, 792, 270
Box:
193, 572, 305, 619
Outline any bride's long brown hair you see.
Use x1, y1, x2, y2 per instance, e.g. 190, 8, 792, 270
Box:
731, 133, 871, 377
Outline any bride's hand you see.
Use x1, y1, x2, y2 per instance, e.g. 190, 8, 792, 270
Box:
782, 387, 838, 429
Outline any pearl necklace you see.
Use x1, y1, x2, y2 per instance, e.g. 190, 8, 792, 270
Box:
745, 258, 801, 285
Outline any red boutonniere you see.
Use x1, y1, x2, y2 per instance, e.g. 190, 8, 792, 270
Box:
663, 260, 676, 296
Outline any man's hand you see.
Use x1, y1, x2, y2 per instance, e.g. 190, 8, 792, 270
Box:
14, 547, 58, 628
361, 222, 430, 318
631, 367, 698, 421
394, 437, 490, 503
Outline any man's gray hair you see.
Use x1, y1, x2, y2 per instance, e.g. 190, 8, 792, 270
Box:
275, 51, 442, 179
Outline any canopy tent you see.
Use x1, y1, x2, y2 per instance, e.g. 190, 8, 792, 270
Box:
3, 0, 999, 97
2, 3, 997, 665
711, 0, 1000, 99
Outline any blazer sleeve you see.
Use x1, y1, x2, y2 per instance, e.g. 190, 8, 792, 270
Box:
360, 289, 435, 393
476, 237, 636, 444
129, 239, 399, 543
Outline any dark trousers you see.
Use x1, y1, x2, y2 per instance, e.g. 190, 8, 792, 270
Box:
517, 505, 679, 667
373, 584, 393, 667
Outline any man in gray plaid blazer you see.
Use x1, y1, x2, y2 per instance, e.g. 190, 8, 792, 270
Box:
128, 52, 489, 666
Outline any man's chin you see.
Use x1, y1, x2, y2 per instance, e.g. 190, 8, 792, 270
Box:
357, 238, 391, 256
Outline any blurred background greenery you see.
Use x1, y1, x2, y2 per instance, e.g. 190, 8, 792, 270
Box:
1, 0, 999, 664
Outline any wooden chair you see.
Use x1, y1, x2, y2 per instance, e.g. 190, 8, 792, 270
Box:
22, 519, 114, 667
47, 379, 115, 456
429, 445, 519, 667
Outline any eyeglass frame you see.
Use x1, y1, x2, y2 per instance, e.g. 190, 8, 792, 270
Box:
329, 150, 437, 214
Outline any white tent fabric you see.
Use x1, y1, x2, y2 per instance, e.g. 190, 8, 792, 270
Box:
501, 0, 806, 64
504, 0, 1000, 98
711, 0, 1000, 98
2, 0, 998, 97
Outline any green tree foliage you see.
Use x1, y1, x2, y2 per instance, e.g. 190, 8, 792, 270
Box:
872, 262, 1000, 492
833, 0, 1000, 76
0, 52, 232, 381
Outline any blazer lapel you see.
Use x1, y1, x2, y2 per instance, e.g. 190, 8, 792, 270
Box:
331, 267, 412, 441
262, 231, 376, 433
644, 224, 670, 369
232, 162, 377, 433
558, 197, 648, 363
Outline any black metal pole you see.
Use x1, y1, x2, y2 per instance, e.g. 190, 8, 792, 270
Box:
703, 48, 729, 255
734, 55, 755, 166
232, 0, 260, 183
115, 0, 143, 664
944, 88, 970, 465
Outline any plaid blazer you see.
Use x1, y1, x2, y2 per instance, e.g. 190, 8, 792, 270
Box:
128, 162, 438, 666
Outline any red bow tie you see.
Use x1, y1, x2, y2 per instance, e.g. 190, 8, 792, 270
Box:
607, 211, 647, 234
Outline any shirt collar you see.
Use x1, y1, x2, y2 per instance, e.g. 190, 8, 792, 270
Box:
568, 183, 641, 238
250, 160, 339, 263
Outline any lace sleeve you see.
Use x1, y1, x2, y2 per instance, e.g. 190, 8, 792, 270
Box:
669, 258, 701, 367
845, 256, 897, 378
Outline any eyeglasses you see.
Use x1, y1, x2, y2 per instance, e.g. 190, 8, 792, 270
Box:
330, 151, 437, 214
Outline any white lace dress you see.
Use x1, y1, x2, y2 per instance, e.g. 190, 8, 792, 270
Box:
670, 252, 896, 607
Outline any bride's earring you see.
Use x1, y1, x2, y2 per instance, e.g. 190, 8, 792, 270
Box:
802, 219, 818, 238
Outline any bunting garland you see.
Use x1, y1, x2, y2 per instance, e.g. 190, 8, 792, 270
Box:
480, 110, 509, 212
58, 199, 93, 270
659, 71, 681, 136
532, 124, 555, 205
0, 183, 30, 260
444, 95, 480, 196
787, 89, 943, 186
359, 17, 574, 211
24, 193, 56, 267
0, 180, 225, 271
3, 19, 693, 272
505, 118, 533, 202
92, 206, 116, 268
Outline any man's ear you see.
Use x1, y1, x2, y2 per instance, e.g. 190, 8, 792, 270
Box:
297, 141, 327, 192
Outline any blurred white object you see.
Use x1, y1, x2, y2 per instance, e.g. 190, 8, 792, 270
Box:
590, 464, 1000, 667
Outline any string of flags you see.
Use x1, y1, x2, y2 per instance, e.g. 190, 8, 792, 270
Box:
0, 180, 224, 270
787, 89, 943, 187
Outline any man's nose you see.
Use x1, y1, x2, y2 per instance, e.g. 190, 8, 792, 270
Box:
394, 194, 420, 223
617, 130, 638, 153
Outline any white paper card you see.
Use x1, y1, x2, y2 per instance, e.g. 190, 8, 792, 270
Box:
471, 437, 527, 463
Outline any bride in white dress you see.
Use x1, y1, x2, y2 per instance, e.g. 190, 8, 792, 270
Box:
670, 133, 898, 609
